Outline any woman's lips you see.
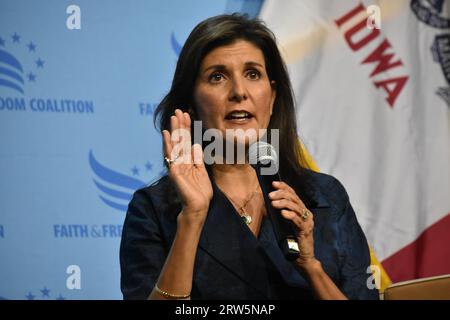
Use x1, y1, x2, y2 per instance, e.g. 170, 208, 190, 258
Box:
225, 117, 253, 124
224, 110, 254, 124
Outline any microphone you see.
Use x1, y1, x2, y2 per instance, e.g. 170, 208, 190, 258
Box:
248, 141, 300, 261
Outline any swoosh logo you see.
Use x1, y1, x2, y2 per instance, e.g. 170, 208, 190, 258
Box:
89, 150, 146, 212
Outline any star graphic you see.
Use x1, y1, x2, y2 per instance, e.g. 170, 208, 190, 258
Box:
12, 32, 20, 43
25, 292, 35, 300
28, 72, 36, 82
131, 166, 139, 176
27, 42, 36, 52
40, 286, 50, 298
145, 161, 153, 171
56, 294, 65, 300
36, 58, 45, 68
0, 37, 5, 46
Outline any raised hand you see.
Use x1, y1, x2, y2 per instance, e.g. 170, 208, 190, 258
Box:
162, 109, 213, 223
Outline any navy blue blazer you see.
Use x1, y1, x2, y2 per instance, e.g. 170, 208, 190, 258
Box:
120, 170, 379, 300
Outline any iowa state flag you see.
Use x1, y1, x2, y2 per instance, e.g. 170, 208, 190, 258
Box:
260, 0, 450, 287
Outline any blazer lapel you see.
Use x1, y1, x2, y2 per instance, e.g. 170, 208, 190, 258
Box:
198, 182, 270, 297
257, 182, 332, 288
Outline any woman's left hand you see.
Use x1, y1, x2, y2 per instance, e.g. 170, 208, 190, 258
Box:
269, 181, 316, 270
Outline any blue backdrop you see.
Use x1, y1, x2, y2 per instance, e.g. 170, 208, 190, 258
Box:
0, 0, 262, 300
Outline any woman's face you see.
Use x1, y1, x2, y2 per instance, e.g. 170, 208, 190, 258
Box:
193, 40, 276, 144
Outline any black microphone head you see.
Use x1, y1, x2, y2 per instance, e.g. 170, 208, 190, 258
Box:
248, 141, 278, 169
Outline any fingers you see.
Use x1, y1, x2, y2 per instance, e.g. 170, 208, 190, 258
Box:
271, 198, 299, 212
173, 109, 191, 141
272, 181, 298, 197
269, 182, 304, 212
170, 108, 188, 138
170, 114, 179, 137
174, 109, 191, 130
175, 109, 185, 129
271, 181, 307, 205
183, 111, 191, 130
162, 130, 172, 158
164, 128, 184, 167
280, 209, 303, 228
164, 108, 194, 164
269, 181, 314, 234
280, 209, 314, 236
269, 189, 300, 204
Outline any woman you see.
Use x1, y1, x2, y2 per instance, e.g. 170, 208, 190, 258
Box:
120, 13, 379, 300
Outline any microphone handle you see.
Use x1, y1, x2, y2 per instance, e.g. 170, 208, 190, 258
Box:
255, 164, 300, 261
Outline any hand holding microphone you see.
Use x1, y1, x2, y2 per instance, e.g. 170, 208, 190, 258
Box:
269, 180, 316, 268
248, 141, 316, 267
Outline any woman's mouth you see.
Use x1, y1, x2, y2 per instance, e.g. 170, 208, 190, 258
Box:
225, 110, 254, 123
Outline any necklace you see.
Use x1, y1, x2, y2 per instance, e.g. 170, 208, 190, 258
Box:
224, 184, 260, 225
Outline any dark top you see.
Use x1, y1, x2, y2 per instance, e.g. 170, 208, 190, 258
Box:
120, 170, 379, 300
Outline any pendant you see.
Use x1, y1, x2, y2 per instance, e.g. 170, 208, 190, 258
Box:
241, 214, 252, 225
240, 207, 252, 225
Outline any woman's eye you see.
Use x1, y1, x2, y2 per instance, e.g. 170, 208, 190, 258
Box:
209, 73, 224, 83
246, 70, 260, 80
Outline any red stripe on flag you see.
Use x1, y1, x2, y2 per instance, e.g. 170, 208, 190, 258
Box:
381, 213, 450, 283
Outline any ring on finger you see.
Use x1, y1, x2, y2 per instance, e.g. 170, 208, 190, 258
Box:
300, 209, 310, 221
164, 156, 177, 168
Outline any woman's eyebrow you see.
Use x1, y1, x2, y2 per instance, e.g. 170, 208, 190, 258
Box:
244, 61, 263, 68
203, 61, 264, 73
203, 64, 226, 73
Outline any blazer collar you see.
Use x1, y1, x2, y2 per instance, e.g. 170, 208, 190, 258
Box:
198, 181, 271, 297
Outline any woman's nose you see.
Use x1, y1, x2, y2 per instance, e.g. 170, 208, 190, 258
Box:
228, 77, 248, 102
